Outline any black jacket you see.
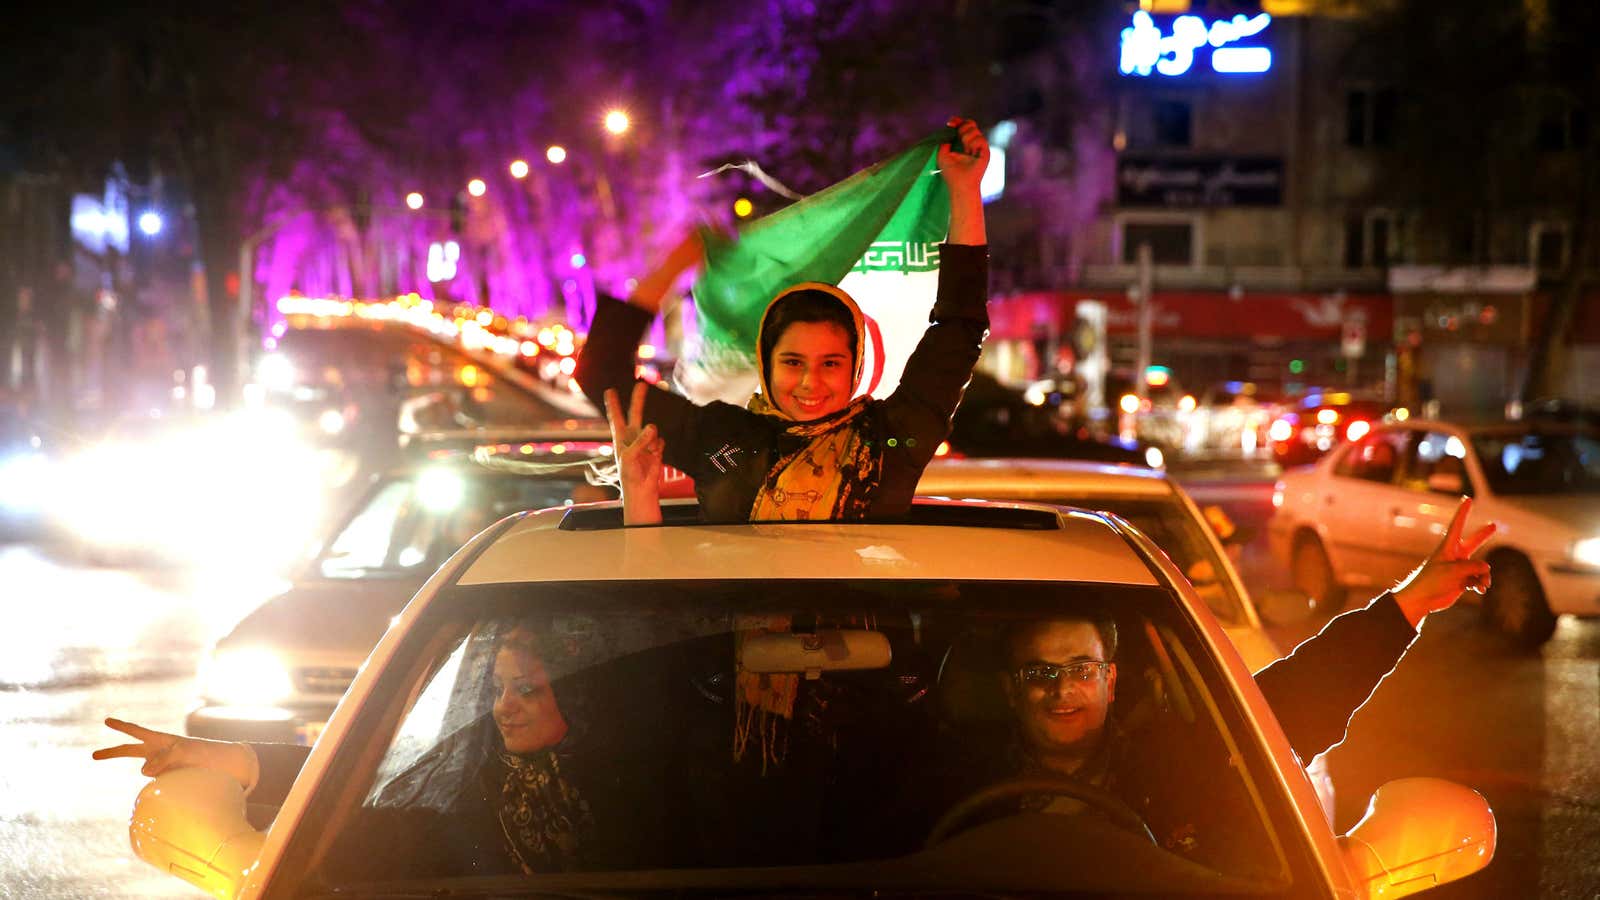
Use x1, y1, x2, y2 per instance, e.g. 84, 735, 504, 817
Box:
572, 243, 991, 523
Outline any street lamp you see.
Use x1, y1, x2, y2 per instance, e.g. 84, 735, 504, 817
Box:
405, 192, 425, 210
509, 159, 530, 179
137, 211, 164, 236
546, 145, 568, 165
467, 178, 487, 197
603, 109, 630, 135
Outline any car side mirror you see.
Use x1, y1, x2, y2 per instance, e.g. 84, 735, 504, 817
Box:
1339, 777, 1495, 899
130, 767, 266, 899
1426, 472, 1464, 494
1256, 588, 1315, 626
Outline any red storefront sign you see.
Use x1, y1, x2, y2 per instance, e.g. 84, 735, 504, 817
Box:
990, 290, 1393, 342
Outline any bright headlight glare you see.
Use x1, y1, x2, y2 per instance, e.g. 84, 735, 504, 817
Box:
1573, 537, 1600, 568
416, 468, 466, 512
257, 353, 296, 392
1144, 446, 1165, 469
202, 649, 294, 705
0, 452, 50, 512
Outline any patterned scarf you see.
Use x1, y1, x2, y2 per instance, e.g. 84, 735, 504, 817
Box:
493, 749, 593, 874
746, 394, 881, 520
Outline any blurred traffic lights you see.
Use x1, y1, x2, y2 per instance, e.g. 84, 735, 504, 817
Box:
1288, 358, 1305, 374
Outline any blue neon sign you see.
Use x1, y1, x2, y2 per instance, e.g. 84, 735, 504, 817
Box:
1120, 10, 1273, 78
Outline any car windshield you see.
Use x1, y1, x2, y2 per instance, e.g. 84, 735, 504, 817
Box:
972, 495, 1247, 627
317, 471, 616, 578
294, 580, 1306, 897
1471, 429, 1600, 495
277, 326, 573, 423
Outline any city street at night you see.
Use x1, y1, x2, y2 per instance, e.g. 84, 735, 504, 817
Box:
6, 0, 1600, 896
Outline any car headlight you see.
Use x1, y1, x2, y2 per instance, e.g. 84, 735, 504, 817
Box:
1144, 446, 1165, 469
1572, 537, 1600, 568
201, 648, 294, 705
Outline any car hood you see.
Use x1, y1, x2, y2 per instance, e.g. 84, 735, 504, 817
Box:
218, 577, 426, 657
1492, 494, 1600, 536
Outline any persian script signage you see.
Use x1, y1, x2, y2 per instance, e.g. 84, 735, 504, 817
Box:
1117, 156, 1283, 207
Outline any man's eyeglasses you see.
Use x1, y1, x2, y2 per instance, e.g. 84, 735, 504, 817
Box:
1015, 660, 1112, 686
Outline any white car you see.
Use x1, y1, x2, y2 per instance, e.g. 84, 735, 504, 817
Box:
1268, 419, 1600, 648
127, 499, 1492, 900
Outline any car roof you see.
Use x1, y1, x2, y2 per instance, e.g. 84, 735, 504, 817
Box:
917, 457, 1175, 500
456, 499, 1162, 588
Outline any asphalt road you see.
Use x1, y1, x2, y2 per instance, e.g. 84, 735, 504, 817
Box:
2, 470, 1597, 898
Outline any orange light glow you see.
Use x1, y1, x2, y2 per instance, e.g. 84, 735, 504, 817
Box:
1119, 393, 1141, 415
1316, 408, 1340, 426
459, 365, 480, 387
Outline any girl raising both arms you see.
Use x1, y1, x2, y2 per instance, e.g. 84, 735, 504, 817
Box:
579, 117, 991, 524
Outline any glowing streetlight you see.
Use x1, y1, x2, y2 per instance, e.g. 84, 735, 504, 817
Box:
603, 109, 631, 135
509, 159, 530, 179
405, 192, 425, 210
137, 211, 164, 236
546, 145, 567, 164
467, 178, 487, 197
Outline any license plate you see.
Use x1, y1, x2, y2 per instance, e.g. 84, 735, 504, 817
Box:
295, 721, 328, 746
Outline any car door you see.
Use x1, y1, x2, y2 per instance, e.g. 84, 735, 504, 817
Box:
1384, 426, 1475, 566
1320, 427, 1417, 587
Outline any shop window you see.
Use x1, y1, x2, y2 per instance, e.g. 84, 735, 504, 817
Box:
1127, 97, 1193, 148
1151, 100, 1192, 147
1344, 211, 1406, 268
1531, 223, 1569, 272
1535, 105, 1588, 152
1121, 221, 1195, 266
1346, 87, 1397, 148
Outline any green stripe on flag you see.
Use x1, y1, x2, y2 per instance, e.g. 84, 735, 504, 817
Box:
691, 130, 953, 371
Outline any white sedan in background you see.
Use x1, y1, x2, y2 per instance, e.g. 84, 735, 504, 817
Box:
1269, 419, 1600, 648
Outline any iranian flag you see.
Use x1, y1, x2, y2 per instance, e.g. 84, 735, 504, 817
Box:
681, 130, 952, 405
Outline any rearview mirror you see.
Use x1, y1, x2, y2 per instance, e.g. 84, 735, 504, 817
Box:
740, 629, 891, 678
130, 767, 266, 899
1340, 777, 1495, 898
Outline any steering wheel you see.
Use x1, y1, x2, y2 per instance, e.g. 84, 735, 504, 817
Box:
926, 776, 1157, 848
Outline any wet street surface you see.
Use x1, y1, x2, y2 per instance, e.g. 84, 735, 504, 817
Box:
0, 539, 281, 899
1, 469, 1597, 898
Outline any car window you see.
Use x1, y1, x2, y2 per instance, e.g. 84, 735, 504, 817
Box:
297, 581, 1304, 894
1470, 430, 1600, 495
1332, 429, 1409, 484
1007, 494, 1247, 627
1399, 430, 1474, 496
319, 472, 617, 579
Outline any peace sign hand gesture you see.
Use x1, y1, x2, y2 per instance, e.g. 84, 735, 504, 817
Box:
91, 717, 260, 791
1392, 497, 1498, 628
604, 384, 665, 525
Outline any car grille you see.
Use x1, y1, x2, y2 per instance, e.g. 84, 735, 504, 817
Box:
296, 666, 359, 696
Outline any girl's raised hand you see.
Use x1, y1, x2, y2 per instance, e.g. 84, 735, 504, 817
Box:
937, 117, 990, 193
604, 384, 666, 524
